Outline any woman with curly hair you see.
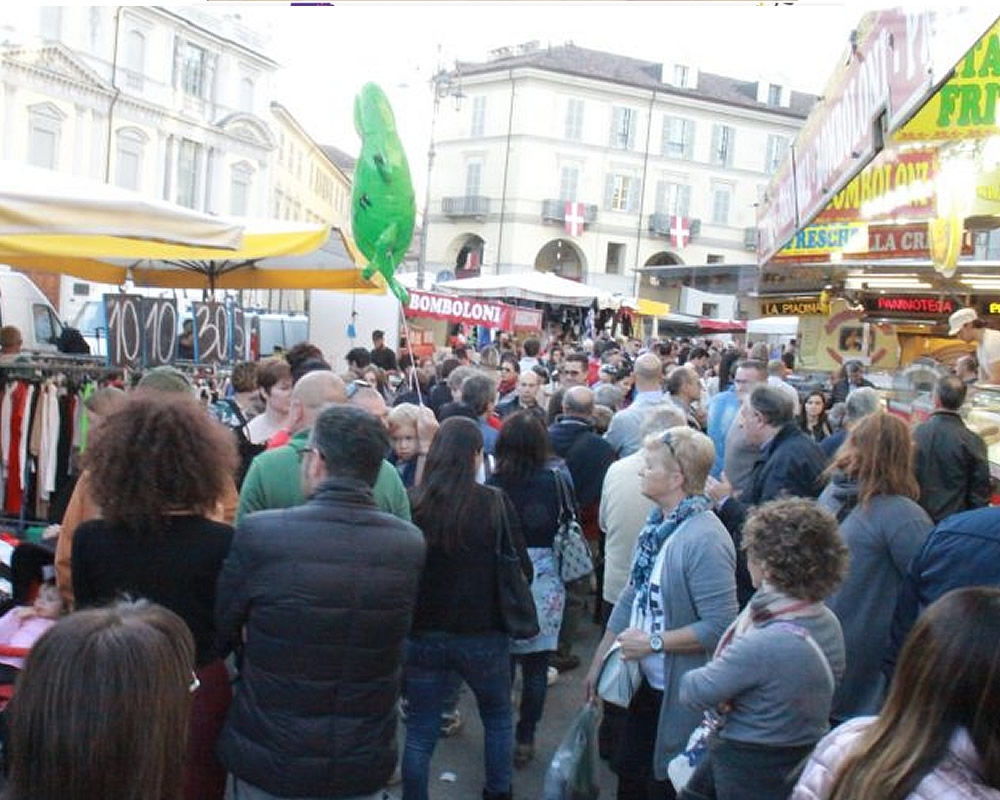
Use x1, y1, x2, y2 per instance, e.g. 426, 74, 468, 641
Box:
817, 412, 932, 724
71, 392, 238, 800
793, 587, 1000, 800
678, 497, 848, 800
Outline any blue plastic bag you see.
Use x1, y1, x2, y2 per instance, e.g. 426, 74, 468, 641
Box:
543, 703, 600, 800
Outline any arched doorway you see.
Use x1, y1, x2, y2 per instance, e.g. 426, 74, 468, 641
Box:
640, 251, 685, 291
534, 238, 586, 280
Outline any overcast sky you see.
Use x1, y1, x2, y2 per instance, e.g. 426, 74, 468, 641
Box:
231, 0, 873, 190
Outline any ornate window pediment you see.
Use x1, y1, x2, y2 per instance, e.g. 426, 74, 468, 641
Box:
5, 43, 110, 91
215, 113, 275, 149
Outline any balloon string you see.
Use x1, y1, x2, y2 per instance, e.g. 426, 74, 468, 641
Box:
398, 302, 424, 408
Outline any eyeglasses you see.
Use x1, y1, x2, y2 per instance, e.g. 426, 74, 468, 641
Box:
345, 379, 371, 400
295, 444, 324, 462
189, 672, 200, 693
561, 369, 583, 377
661, 430, 686, 484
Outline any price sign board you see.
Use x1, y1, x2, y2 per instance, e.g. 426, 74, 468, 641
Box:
230, 305, 247, 363
192, 301, 231, 365
103, 294, 144, 368
141, 297, 178, 366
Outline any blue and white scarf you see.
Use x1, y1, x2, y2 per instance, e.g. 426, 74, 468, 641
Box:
630, 494, 713, 612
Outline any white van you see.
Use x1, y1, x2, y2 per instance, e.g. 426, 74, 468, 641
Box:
0, 268, 63, 353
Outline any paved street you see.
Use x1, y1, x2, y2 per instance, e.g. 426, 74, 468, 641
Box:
398, 618, 618, 799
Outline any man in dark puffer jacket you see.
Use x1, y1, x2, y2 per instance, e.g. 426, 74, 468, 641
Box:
216, 406, 426, 799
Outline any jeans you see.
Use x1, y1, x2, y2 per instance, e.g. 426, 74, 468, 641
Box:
613, 681, 676, 800
225, 775, 395, 800
511, 651, 549, 745
402, 631, 512, 800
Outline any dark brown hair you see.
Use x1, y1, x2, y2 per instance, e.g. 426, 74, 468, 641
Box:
826, 412, 918, 506
85, 393, 238, 533
828, 588, 1000, 799
3, 600, 195, 800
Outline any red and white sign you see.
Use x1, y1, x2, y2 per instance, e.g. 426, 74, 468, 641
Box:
845, 222, 974, 260
564, 201, 586, 237
669, 216, 691, 249
405, 290, 543, 332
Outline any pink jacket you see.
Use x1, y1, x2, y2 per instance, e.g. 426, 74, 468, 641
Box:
793, 717, 1000, 800
0, 608, 54, 670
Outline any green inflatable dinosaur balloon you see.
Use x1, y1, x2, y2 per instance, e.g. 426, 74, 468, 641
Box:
352, 83, 416, 305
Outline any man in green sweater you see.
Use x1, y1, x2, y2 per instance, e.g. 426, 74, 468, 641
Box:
237, 370, 410, 523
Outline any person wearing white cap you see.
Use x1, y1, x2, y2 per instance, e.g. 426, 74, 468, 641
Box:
949, 307, 1000, 383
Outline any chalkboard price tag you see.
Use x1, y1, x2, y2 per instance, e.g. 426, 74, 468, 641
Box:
103, 294, 144, 369
192, 302, 231, 365
230, 305, 247, 363
141, 297, 178, 366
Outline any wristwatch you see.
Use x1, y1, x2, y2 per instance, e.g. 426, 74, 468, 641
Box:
649, 633, 664, 653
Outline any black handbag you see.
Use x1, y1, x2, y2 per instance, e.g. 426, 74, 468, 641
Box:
491, 489, 540, 640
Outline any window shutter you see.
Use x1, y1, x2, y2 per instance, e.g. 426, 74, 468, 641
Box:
711, 125, 721, 165
610, 108, 622, 147
679, 185, 692, 217
604, 174, 616, 210
725, 127, 735, 167
627, 176, 641, 213
683, 120, 695, 159
627, 110, 636, 150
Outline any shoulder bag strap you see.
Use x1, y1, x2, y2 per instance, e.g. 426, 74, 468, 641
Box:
490, 486, 511, 556
772, 622, 836, 691
551, 467, 573, 521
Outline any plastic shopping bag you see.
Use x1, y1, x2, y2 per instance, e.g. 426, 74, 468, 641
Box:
543, 703, 600, 800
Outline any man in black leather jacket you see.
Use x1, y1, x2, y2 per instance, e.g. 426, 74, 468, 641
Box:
913, 375, 991, 523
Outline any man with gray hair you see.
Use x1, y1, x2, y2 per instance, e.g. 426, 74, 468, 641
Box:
548, 385, 616, 671
707, 384, 826, 605
820, 386, 882, 459
604, 352, 665, 456
217, 406, 425, 800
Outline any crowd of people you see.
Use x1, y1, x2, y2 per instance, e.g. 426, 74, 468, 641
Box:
0, 323, 997, 800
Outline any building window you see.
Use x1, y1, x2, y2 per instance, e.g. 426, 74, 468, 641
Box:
655, 181, 692, 217
27, 104, 64, 170
701, 302, 719, 318
559, 166, 579, 201
239, 78, 254, 113
605, 174, 635, 212
123, 30, 145, 91
767, 83, 782, 106
610, 106, 636, 150
39, 8, 62, 40
176, 139, 200, 209
673, 64, 689, 88
471, 96, 486, 137
706, 254, 725, 264
465, 161, 482, 197
179, 41, 208, 98
115, 128, 146, 190
662, 116, 694, 160
230, 163, 252, 216
565, 98, 584, 141
711, 182, 732, 225
711, 125, 735, 167
606, 243, 625, 275
765, 134, 789, 175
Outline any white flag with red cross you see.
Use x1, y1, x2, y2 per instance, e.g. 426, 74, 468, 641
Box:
564, 201, 586, 237
669, 215, 691, 248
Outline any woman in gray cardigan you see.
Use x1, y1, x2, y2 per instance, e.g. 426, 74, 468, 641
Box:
678, 498, 848, 800
585, 426, 738, 800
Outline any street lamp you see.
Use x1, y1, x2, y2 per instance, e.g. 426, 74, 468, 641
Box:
416, 63, 464, 290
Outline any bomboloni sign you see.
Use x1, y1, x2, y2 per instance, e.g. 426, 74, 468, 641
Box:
404, 289, 543, 332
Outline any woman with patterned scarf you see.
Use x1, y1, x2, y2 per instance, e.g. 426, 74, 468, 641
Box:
585, 426, 738, 800
678, 498, 849, 800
